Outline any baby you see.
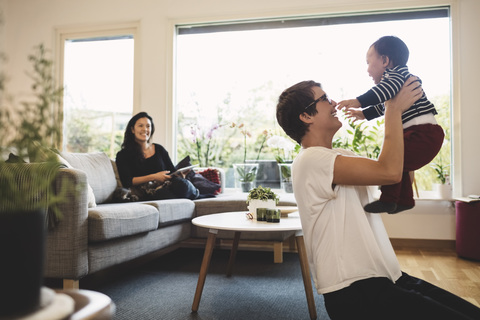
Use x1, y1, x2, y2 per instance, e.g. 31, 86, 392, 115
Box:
337, 36, 444, 214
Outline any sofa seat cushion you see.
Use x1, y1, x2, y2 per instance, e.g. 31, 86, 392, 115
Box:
88, 203, 160, 242
193, 192, 297, 217
143, 199, 195, 227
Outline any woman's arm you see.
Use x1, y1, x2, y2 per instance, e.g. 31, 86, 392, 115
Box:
116, 145, 173, 187
132, 171, 171, 186
333, 77, 422, 186
131, 145, 174, 185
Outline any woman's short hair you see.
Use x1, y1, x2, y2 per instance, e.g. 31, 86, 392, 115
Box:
276, 80, 320, 144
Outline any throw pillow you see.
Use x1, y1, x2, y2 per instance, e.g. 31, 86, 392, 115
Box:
191, 173, 221, 195
198, 168, 221, 194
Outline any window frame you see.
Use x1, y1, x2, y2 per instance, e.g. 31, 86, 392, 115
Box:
55, 22, 141, 151
170, 6, 456, 195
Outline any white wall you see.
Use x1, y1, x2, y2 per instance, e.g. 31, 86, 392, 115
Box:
1, 0, 479, 240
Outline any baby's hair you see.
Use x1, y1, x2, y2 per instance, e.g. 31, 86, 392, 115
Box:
372, 36, 409, 67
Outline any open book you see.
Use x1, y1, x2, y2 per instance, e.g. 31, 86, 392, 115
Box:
169, 156, 198, 177
168, 165, 198, 177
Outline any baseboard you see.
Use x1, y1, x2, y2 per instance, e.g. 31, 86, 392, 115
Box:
390, 238, 456, 250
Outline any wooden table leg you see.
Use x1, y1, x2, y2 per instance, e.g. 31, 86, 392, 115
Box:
192, 229, 217, 312
296, 235, 317, 320
226, 231, 241, 277
273, 241, 283, 263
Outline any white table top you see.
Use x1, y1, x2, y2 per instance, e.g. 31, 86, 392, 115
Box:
192, 211, 302, 232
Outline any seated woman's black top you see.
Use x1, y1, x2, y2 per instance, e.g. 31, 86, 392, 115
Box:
115, 143, 175, 188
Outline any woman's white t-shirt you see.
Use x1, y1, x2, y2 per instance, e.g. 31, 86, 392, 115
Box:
292, 147, 402, 294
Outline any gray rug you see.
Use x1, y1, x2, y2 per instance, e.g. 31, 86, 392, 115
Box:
83, 247, 330, 320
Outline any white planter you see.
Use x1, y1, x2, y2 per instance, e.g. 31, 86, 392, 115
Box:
434, 183, 452, 199
247, 199, 276, 220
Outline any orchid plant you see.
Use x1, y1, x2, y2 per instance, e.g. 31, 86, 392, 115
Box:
190, 123, 222, 167
231, 123, 269, 183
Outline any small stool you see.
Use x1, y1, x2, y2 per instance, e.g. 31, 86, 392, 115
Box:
455, 201, 480, 260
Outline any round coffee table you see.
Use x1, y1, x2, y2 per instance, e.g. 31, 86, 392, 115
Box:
191, 211, 317, 320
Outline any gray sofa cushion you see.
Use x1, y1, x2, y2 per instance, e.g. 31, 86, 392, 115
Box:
143, 199, 196, 227
194, 192, 297, 217
60, 152, 117, 204
88, 203, 159, 242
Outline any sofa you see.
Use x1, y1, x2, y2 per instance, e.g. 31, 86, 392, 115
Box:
42, 152, 297, 289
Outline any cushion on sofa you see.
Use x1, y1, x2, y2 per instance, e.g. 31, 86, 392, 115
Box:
60, 152, 117, 204
88, 203, 160, 242
143, 198, 196, 227
194, 192, 297, 217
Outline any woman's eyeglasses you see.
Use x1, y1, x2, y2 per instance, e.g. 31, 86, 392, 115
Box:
304, 94, 332, 111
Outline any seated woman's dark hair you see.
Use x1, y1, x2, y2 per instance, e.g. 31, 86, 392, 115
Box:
276, 80, 320, 144
121, 112, 155, 160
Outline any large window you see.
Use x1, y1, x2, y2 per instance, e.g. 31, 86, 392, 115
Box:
62, 35, 135, 158
175, 8, 451, 190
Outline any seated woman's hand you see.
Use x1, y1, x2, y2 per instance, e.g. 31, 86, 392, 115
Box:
152, 170, 172, 183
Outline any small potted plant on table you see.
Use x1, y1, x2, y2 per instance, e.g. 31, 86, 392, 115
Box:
246, 185, 279, 220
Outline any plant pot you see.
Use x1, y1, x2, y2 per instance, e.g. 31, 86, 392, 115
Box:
0, 209, 46, 317
233, 163, 258, 192
246, 160, 281, 189
434, 183, 452, 199
239, 181, 254, 192
278, 163, 293, 193
247, 199, 276, 220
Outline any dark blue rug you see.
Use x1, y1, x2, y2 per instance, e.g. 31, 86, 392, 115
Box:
84, 247, 330, 320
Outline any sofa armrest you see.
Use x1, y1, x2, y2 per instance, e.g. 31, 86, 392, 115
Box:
195, 167, 225, 194
44, 167, 89, 280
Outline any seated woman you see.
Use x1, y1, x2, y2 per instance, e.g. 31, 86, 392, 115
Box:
116, 111, 199, 201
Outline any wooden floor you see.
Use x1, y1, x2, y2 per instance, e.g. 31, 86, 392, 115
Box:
392, 240, 480, 308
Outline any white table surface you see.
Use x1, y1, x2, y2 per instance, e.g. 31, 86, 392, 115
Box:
192, 211, 302, 232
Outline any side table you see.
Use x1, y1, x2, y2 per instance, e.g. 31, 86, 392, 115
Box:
191, 211, 317, 320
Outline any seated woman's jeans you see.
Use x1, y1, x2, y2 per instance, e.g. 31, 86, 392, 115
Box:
155, 176, 199, 200
171, 176, 200, 200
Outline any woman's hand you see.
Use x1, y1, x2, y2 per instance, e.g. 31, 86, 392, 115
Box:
151, 171, 172, 183
131, 170, 171, 186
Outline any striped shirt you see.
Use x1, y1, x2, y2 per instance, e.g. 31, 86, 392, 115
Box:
356, 65, 437, 124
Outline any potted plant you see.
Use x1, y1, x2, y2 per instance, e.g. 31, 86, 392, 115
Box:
431, 160, 451, 199
231, 124, 268, 192
267, 135, 299, 193
0, 44, 65, 317
246, 185, 279, 219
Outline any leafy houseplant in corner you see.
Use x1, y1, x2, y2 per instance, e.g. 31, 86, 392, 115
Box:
0, 44, 65, 317
246, 185, 279, 220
